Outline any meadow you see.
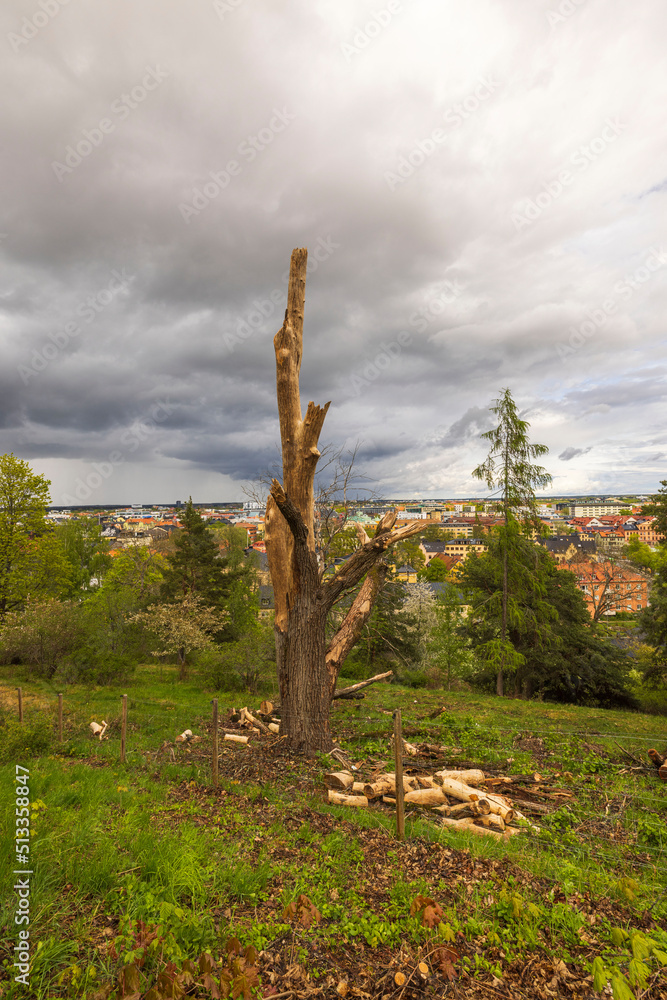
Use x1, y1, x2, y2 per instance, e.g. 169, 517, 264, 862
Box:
1, 663, 666, 1000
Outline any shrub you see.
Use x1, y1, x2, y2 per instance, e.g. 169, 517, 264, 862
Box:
0, 709, 53, 763
0, 600, 85, 678
64, 648, 137, 685
196, 648, 244, 692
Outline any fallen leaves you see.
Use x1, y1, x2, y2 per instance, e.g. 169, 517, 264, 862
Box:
409, 894, 443, 928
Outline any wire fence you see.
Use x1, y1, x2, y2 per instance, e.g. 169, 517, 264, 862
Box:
8, 684, 667, 858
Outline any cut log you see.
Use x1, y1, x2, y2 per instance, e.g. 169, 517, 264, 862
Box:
268, 723, 280, 734
648, 748, 665, 769
324, 771, 355, 791
240, 708, 272, 735
333, 671, 393, 699
439, 816, 504, 839
434, 769, 485, 786
259, 701, 274, 717
363, 773, 419, 798
352, 782, 366, 793
435, 777, 480, 803
483, 794, 514, 823
510, 798, 551, 815
90, 720, 108, 740
659, 764, 667, 782
224, 733, 249, 744
434, 800, 491, 819
327, 790, 368, 807
476, 814, 505, 833
403, 787, 447, 807
416, 775, 436, 789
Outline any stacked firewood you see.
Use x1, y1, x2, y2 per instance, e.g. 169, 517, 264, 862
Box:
324, 767, 541, 839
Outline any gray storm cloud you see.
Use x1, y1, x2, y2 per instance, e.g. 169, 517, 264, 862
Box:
1, 0, 666, 501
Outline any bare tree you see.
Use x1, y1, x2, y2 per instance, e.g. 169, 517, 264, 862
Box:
563, 558, 650, 621
264, 248, 422, 752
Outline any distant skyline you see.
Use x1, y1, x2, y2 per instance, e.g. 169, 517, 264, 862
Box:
49, 493, 649, 511
2, 0, 666, 504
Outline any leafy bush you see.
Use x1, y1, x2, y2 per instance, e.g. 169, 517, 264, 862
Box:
198, 625, 275, 693
0, 709, 53, 763
64, 648, 137, 685
393, 665, 429, 688
195, 648, 244, 692
0, 600, 85, 679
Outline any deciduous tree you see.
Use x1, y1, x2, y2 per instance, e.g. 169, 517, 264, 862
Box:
131, 595, 228, 680
0, 454, 66, 614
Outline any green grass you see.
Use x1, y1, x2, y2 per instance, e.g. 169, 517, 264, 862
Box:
1, 664, 666, 998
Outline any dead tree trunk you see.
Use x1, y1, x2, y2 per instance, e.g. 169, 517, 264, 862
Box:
264, 248, 423, 754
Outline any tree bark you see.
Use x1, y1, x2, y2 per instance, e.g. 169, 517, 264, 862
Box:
264, 249, 423, 754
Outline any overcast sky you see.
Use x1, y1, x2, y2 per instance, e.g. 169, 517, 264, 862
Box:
1, 0, 666, 505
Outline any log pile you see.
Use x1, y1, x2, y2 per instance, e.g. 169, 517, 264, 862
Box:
324, 766, 550, 839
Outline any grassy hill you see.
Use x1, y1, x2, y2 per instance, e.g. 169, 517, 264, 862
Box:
1, 665, 666, 999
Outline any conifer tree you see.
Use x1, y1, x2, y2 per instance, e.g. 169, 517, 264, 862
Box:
160, 498, 239, 610
472, 389, 552, 695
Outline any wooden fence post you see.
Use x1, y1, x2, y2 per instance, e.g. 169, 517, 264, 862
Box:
17, 687, 23, 723
121, 695, 127, 763
393, 709, 405, 841
212, 699, 219, 787
58, 693, 63, 743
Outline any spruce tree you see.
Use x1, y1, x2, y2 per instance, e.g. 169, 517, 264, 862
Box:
160, 498, 239, 610
472, 389, 552, 695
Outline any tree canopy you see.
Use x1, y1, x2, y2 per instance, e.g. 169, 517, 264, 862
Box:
0, 453, 64, 614
460, 532, 636, 707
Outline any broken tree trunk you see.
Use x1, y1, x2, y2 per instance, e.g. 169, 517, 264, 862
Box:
264, 249, 424, 754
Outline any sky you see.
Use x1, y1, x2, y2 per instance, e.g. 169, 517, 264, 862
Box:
1, 0, 666, 505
